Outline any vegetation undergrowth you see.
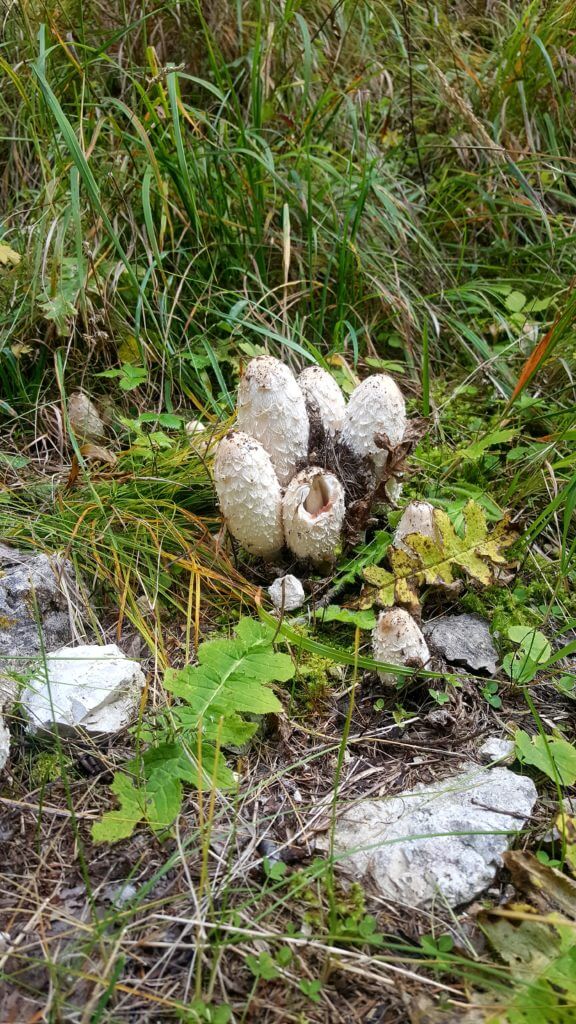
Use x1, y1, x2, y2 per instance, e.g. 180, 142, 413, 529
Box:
1, 1, 576, 1021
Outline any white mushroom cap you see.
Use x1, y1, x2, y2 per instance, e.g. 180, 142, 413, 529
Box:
372, 608, 430, 686
268, 574, 306, 611
213, 431, 284, 558
236, 356, 309, 485
339, 374, 407, 480
393, 501, 437, 553
297, 366, 346, 437
282, 467, 346, 565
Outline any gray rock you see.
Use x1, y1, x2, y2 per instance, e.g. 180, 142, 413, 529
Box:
0, 545, 77, 703
423, 613, 498, 673
322, 766, 537, 908
478, 736, 516, 765
268, 574, 305, 611
22, 644, 145, 735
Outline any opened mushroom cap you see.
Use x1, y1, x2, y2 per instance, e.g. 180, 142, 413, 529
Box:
282, 466, 346, 565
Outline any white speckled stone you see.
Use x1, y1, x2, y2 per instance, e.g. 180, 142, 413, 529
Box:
268, 575, 305, 611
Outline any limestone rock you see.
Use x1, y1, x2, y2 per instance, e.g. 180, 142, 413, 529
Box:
0, 546, 76, 704
22, 644, 145, 734
322, 766, 537, 908
478, 736, 516, 765
268, 575, 305, 611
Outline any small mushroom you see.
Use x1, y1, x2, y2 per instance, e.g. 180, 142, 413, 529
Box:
268, 574, 306, 611
372, 607, 430, 686
297, 366, 346, 437
236, 356, 309, 485
339, 374, 407, 481
213, 431, 284, 558
282, 467, 345, 565
68, 392, 106, 441
393, 500, 438, 553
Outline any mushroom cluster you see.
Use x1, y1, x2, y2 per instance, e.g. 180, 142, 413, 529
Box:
213, 355, 418, 567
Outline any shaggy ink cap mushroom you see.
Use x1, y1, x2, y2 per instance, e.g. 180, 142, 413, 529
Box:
393, 501, 438, 553
282, 467, 346, 565
372, 607, 430, 686
340, 374, 407, 481
297, 365, 346, 437
236, 356, 309, 486
213, 431, 284, 558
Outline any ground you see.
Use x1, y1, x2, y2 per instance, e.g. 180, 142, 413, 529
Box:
1, 2, 576, 1022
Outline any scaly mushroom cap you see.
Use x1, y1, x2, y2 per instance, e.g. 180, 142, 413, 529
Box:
213, 431, 284, 558
297, 366, 346, 437
282, 467, 345, 565
372, 608, 430, 686
339, 374, 407, 480
236, 356, 309, 485
393, 500, 437, 553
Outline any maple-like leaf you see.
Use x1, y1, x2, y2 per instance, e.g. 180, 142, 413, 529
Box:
363, 501, 514, 612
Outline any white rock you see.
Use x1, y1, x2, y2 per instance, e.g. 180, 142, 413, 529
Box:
268, 575, 305, 611
478, 736, 516, 765
236, 356, 309, 485
372, 608, 430, 685
22, 644, 145, 734
393, 500, 437, 553
68, 392, 106, 440
213, 431, 284, 558
339, 374, 407, 481
322, 767, 538, 908
282, 467, 346, 565
297, 366, 346, 437
0, 715, 9, 770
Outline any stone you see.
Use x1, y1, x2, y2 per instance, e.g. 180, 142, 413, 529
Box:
268, 575, 305, 611
0, 715, 9, 770
478, 736, 516, 765
423, 614, 498, 674
0, 546, 76, 704
22, 644, 145, 735
322, 766, 537, 908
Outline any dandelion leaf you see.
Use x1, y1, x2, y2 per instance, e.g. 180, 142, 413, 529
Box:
92, 773, 146, 843
363, 501, 513, 612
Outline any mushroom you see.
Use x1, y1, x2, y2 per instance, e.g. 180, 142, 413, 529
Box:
393, 500, 438, 553
236, 356, 309, 485
372, 608, 430, 686
68, 392, 106, 441
213, 431, 284, 557
282, 467, 346, 565
339, 374, 407, 481
297, 365, 346, 437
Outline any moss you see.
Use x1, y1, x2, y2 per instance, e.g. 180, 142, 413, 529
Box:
29, 751, 71, 784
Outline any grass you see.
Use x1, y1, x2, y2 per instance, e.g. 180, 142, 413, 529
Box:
1, 0, 576, 1021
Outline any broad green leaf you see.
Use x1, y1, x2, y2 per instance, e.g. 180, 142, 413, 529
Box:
515, 730, 576, 785
319, 606, 377, 629
92, 774, 145, 843
458, 429, 517, 462
507, 627, 551, 663
505, 290, 527, 312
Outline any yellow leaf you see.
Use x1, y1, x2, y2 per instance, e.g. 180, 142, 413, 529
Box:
0, 243, 21, 267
